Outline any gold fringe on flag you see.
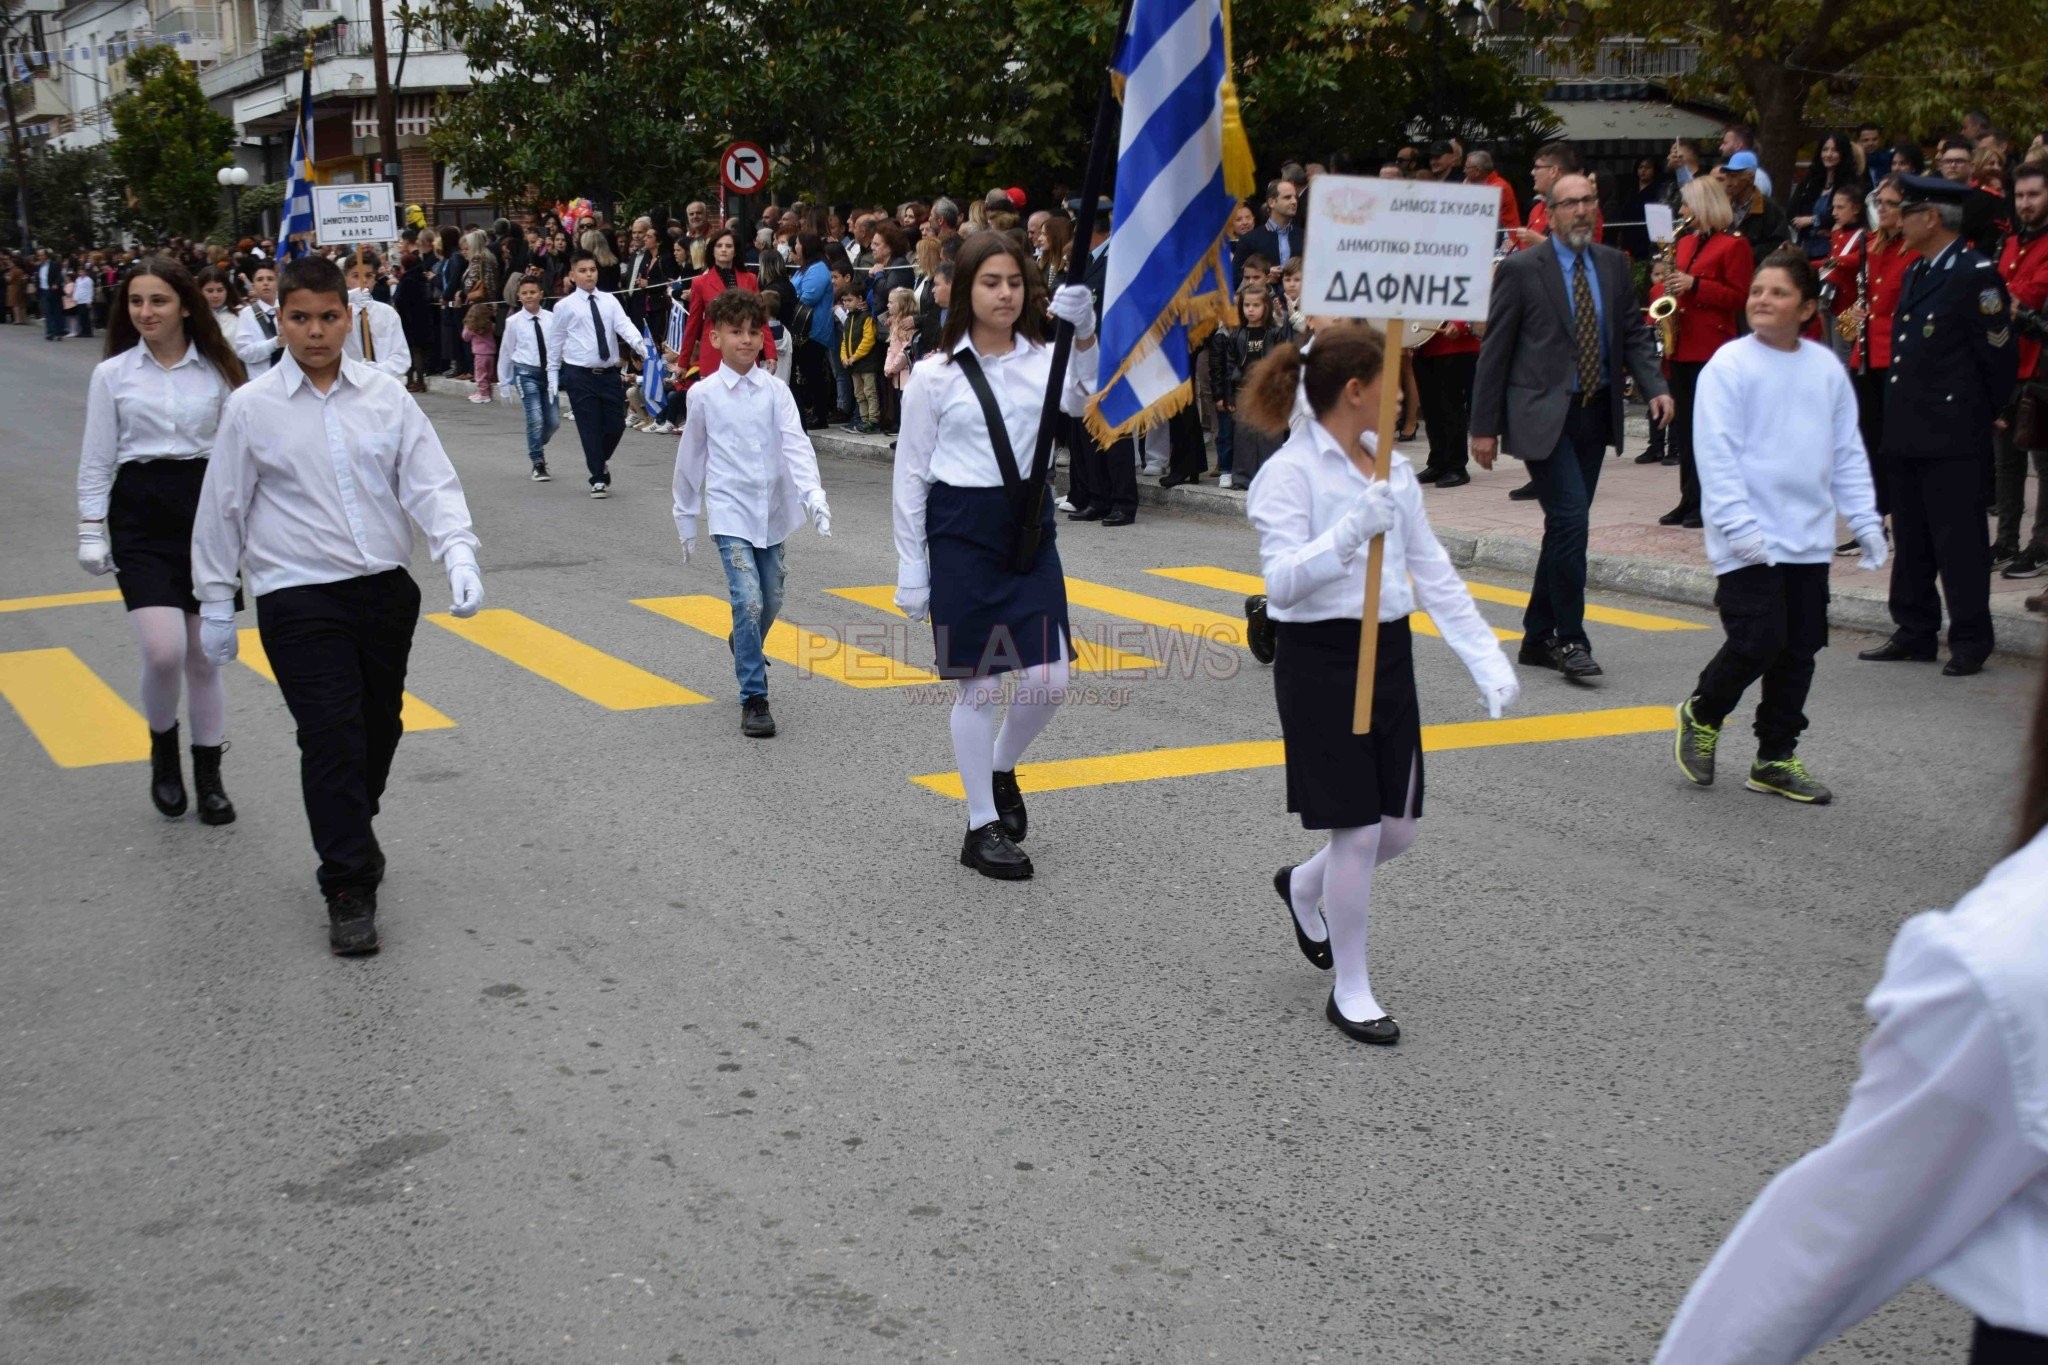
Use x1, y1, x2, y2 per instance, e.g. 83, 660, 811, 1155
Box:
1218, 0, 1257, 201
1082, 220, 1242, 447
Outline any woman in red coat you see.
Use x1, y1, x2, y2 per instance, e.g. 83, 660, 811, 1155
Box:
1841, 176, 1916, 524
1648, 175, 1752, 526
676, 227, 776, 384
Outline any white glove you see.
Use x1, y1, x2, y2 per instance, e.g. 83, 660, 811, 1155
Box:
680, 536, 696, 565
1726, 529, 1768, 566
499, 382, 517, 400
445, 546, 484, 618
804, 489, 832, 537
547, 380, 558, 400
1049, 284, 1096, 341
1483, 676, 1521, 720
1332, 482, 1397, 560
896, 584, 931, 622
1856, 527, 1888, 572
77, 520, 114, 576
199, 599, 238, 665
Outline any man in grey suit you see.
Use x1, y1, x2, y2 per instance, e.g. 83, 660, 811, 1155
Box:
1470, 173, 1674, 679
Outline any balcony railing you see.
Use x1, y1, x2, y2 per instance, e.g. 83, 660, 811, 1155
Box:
153, 5, 223, 40
1485, 37, 1703, 83
199, 18, 456, 97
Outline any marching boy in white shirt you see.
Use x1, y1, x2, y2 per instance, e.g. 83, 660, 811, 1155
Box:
233, 262, 284, 379
193, 254, 485, 958
671, 287, 831, 740
341, 248, 411, 381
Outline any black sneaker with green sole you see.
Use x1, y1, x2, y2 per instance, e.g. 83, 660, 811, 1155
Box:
1674, 698, 1720, 786
1746, 756, 1832, 805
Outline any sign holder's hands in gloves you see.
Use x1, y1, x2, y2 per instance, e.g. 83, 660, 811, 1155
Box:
1332, 481, 1397, 560
199, 599, 239, 666
804, 488, 832, 538
77, 520, 114, 576
445, 544, 485, 619
895, 582, 931, 623
1048, 285, 1096, 342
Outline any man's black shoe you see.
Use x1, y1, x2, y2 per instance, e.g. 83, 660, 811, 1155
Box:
326, 888, 379, 956
2004, 546, 2048, 578
1067, 504, 1107, 521
1516, 636, 1557, 669
1245, 595, 1276, 664
991, 769, 1028, 842
1857, 639, 1937, 663
960, 821, 1033, 879
1416, 467, 1443, 484
1553, 640, 1604, 680
1943, 657, 1985, 677
741, 696, 777, 738
1507, 481, 1539, 501
1680, 513, 1704, 529
1633, 449, 1664, 464
1101, 511, 1136, 527
1433, 469, 1471, 488
1657, 505, 1688, 526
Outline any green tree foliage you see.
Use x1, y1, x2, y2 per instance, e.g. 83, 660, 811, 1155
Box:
107, 46, 235, 239
0, 145, 117, 251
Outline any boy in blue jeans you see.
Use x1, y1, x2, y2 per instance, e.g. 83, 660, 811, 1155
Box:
497, 276, 561, 479
671, 287, 832, 738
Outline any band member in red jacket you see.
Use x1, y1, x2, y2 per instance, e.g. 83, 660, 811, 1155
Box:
1648, 177, 1753, 527
1995, 162, 2048, 574
1412, 320, 1483, 488
1843, 177, 1918, 523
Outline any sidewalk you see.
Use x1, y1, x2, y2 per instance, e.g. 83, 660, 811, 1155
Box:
423, 378, 2047, 658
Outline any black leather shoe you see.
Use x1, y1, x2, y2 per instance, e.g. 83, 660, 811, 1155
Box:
1657, 505, 1687, 526
149, 723, 187, 818
1943, 657, 1985, 677
1633, 449, 1664, 464
1160, 472, 1194, 488
1680, 514, 1704, 529
1067, 504, 1107, 521
1433, 469, 1471, 488
1325, 993, 1399, 1045
1101, 511, 1137, 527
1274, 867, 1332, 969
1857, 639, 1937, 663
1245, 595, 1276, 664
991, 769, 1028, 842
326, 887, 380, 956
1507, 481, 1539, 501
960, 822, 1033, 880
190, 741, 235, 825
1415, 467, 1443, 484
741, 697, 777, 738
1516, 636, 1557, 668
1553, 640, 1604, 680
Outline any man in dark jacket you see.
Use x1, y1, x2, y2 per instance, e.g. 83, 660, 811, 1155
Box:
1232, 179, 1303, 274
1718, 152, 1794, 268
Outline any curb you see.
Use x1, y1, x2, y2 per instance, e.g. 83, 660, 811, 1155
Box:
419, 377, 2046, 659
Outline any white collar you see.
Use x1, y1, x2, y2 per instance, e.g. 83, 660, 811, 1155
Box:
1306, 417, 1383, 469
132, 338, 203, 373
949, 332, 1030, 364
276, 347, 372, 398
715, 361, 770, 390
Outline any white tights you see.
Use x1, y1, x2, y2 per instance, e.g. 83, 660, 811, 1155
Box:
130, 606, 226, 746
950, 637, 1070, 829
1285, 760, 1419, 1023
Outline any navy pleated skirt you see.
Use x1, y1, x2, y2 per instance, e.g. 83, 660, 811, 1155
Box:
926, 481, 1071, 679
108, 458, 240, 614
1272, 617, 1423, 830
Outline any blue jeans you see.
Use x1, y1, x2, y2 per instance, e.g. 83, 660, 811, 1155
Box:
1523, 403, 1610, 647
511, 363, 560, 465
827, 337, 853, 415
715, 535, 786, 702
1214, 412, 1235, 474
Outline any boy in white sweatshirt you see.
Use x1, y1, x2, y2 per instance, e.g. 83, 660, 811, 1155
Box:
1673, 251, 1887, 805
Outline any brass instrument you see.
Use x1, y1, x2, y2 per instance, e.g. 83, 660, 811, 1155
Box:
1826, 226, 1869, 346
1647, 211, 1693, 355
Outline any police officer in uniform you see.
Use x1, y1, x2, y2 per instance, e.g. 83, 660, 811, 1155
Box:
1859, 176, 2019, 676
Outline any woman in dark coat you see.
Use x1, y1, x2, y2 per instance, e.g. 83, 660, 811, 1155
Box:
394, 250, 437, 392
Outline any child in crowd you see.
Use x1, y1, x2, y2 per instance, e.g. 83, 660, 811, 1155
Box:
1673, 251, 1886, 805
837, 283, 883, 434
343, 250, 412, 381
1210, 284, 1287, 488
1239, 253, 1272, 296
671, 288, 832, 739
1278, 259, 1306, 338
760, 289, 791, 381
462, 301, 498, 403
883, 286, 918, 395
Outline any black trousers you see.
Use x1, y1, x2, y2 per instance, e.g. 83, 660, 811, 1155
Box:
1691, 563, 1829, 759
1080, 430, 1139, 518
1973, 1320, 2048, 1364
1166, 403, 1208, 480
792, 338, 832, 426
256, 570, 421, 896
1412, 351, 1475, 476
560, 364, 627, 484
1524, 393, 1613, 647
1669, 360, 1705, 514
1888, 456, 1995, 661
1851, 367, 1892, 519
439, 306, 470, 375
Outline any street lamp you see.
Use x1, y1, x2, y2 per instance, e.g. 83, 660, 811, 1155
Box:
217, 165, 250, 240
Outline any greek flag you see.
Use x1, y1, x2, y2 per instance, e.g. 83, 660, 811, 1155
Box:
665, 295, 687, 357
640, 325, 667, 415
280, 60, 315, 261
1083, 0, 1255, 444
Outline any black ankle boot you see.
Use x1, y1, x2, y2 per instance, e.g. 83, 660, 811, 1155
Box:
149, 723, 187, 817
191, 741, 236, 825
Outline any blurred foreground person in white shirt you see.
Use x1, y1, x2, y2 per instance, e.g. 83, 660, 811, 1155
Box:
191, 254, 483, 958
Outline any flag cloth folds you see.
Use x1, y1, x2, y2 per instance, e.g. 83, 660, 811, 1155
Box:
280, 49, 316, 261
1083, 0, 1255, 444
640, 326, 667, 415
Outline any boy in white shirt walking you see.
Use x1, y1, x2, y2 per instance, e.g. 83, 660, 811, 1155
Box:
1674, 250, 1887, 805
671, 288, 831, 738
497, 275, 561, 481
341, 249, 411, 381
234, 262, 284, 379
555, 248, 645, 498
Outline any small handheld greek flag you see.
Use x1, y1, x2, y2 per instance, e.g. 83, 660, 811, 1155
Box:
280, 56, 316, 261
665, 297, 687, 356
640, 326, 667, 414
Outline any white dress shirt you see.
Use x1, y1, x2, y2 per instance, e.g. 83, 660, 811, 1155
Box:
76, 340, 234, 519
1246, 421, 1513, 693
70, 272, 94, 307
891, 334, 1095, 590
551, 285, 644, 383
234, 300, 283, 379
497, 304, 559, 386
671, 362, 823, 549
191, 351, 479, 601
343, 294, 411, 380
1655, 826, 2048, 1362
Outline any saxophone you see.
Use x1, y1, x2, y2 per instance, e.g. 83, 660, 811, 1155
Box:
1646, 212, 1692, 356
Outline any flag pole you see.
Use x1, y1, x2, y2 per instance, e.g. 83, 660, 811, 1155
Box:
1022, 0, 1139, 520
1352, 319, 1406, 733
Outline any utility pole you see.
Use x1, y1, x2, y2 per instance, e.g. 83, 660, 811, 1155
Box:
366, 0, 397, 189
0, 12, 33, 249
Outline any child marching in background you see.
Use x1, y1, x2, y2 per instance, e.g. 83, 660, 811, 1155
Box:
1673, 250, 1887, 805
343, 250, 412, 382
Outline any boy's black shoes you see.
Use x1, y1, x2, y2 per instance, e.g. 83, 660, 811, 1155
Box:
1857, 638, 1936, 663
326, 888, 380, 956
741, 697, 776, 738
991, 769, 1028, 842
961, 822, 1033, 880
1244, 595, 1276, 664
1746, 756, 1832, 805
1673, 697, 1719, 787
1516, 635, 1557, 669
1433, 470, 1470, 488
531, 463, 551, 481
1067, 504, 1107, 521
1508, 481, 1540, 501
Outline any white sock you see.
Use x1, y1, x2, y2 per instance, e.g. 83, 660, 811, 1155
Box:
950, 678, 1002, 829
1289, 846, 1330, 943
1323, 823, 1386, 1022
129, 606, 188, 733
181, 612, 227, 747
991, 642, 1069, 772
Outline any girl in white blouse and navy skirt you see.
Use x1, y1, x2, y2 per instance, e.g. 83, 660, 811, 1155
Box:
892, 232, 1100, 881
75, 256, 247, 824
1242, 324, 1520, 1045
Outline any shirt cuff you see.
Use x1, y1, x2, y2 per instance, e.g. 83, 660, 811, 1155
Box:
897, 558, 930, 592
198, 597, 237, 619
443, 542, 479, 573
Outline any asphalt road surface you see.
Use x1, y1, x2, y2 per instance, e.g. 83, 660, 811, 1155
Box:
0, 324, 2036, 1363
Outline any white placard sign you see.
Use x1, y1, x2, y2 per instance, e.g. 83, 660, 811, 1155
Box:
310, 182, 399, 246
1300, 176, 1501, 322
1645, 203, 1675, 245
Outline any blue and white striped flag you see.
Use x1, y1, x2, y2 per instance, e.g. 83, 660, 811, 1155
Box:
640, 325, 667, 414
280, 59, 315, 261
665, 295, 687, 357
1084, 0, 1255, 444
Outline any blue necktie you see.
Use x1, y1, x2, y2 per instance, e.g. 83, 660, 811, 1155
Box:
591, 294, 608, 363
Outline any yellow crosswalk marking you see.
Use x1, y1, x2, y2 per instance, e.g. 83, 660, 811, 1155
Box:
0, 647, 151, 766
1462, 579, 1707, 631
822, 586, 1161, 673
235, 629, 457, 731
0, 589, 125, 614
911, 705, 1676, 798
1146, 565, 1520, 641
429, 609, 709, 709
1063, 577, 1251, 648
635, 594, 939, 688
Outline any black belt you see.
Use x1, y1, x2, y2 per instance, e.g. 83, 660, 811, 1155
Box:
1972, 1319, 2048, 1363
564, 363, 618, 374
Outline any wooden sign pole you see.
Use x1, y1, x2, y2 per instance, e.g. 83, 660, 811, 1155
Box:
1352, 317, 1406, 734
